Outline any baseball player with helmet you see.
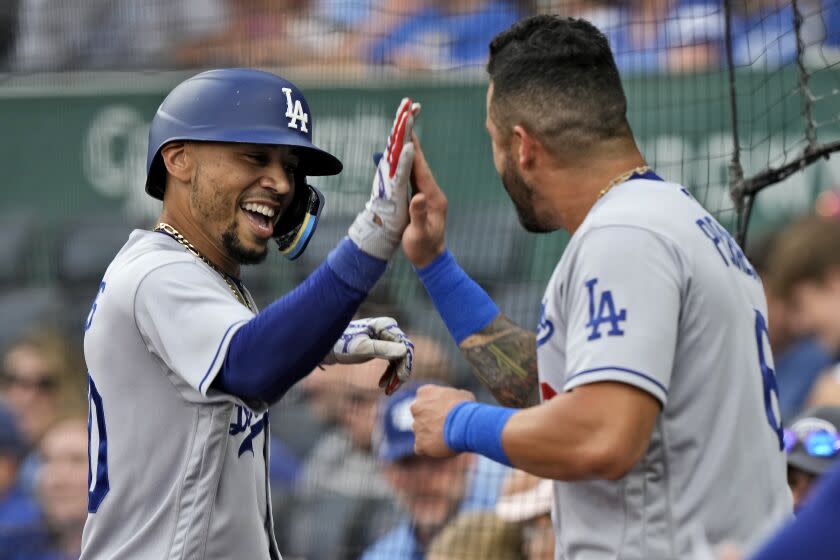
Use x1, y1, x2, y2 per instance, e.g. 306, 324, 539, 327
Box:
404, 16, 792, 559
81, 68, 418, 559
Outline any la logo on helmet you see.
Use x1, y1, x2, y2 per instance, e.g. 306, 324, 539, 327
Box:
281, 87, 309, 133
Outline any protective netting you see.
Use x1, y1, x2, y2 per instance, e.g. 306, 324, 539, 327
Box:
1, 2, 839, 560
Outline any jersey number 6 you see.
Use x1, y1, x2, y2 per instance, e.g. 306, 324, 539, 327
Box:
754, 309, 783, 451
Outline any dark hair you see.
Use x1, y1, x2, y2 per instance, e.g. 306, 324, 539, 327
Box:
487, 15, 630, 152
767, 216, 840, 298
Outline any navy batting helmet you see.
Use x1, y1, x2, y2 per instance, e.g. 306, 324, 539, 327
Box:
145, 68, 342, 260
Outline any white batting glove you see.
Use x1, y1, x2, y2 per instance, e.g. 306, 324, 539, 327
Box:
323, 317, 414, 395
349, 98, 421, 260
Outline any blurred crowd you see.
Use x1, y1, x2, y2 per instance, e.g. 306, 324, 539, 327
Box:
0, 1, 840, 558
0, 0, 838, 75
1, 192, 839, 559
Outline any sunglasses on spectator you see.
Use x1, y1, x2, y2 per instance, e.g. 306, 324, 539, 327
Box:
0, 371, 58, 392
783, 429, 840, 458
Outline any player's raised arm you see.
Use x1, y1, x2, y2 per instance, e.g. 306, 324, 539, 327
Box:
213, 98, 421, 404
403, 136, 539, 408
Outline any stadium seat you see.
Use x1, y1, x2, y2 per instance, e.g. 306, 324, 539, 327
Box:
0, 211, 39, 287
53, 218, 138, 325
55, 218, 137, 289
0, 287, 63, 350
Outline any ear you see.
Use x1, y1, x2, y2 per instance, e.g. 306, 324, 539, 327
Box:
512, 125, 538, 170
160, 142, 193, 184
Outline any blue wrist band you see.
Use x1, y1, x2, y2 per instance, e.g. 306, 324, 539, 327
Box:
415, 250, 500, 344
327, 237, 387, 293
443, 402, 514, 467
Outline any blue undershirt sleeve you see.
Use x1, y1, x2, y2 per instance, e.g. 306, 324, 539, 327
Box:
213, 237, 385, 404
415, 249, 500, 345
750, 463, 840, 560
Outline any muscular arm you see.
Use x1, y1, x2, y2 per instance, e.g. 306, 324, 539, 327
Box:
459, 315, 539, 408
413, 380, 660, 480
403, 138, 538, 407
502, 382, 660, 480
414, 249, 539, 408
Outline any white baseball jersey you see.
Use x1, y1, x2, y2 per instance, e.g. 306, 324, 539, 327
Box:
536, 176, 791, 559
81, 230, 281, 559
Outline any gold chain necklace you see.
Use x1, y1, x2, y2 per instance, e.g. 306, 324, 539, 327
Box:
597, 165, 651, 199
153, 222, 254, 312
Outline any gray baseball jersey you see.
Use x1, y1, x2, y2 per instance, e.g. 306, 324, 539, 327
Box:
81, 230, 281, 559
535, 176, 792, 559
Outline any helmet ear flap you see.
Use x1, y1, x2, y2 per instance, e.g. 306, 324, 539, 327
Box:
147, 153, 168, 200
274, 175, 324, 260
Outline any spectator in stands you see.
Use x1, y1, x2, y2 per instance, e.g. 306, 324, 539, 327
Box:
1, 329, 86, 493
538, 0, 671, 74
719, 406, 840, 560
749, 233, 832, 421
768, 217, 840, 406
174, 0, 323, 69
13, 0, 229, 71
366, 0, 522, 71
495, 470, 554, 560
309, 0, 425, 67
664, 0, 725, 73
729, 0, 794, 69
29, 416, 88, 560
0, 403, 47, 559
297, 358, 392, 498
282, 358, 394, 558
784, 405, 840, 511
426, 511, 523, 560
362, 383, 507, 560
283, 334, 455, 558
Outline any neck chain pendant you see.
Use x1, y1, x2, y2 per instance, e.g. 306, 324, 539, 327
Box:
597, 165, 651, 199
153, 222, 255, 312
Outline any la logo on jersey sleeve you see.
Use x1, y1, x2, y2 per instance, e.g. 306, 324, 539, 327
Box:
584, 278, 627, 340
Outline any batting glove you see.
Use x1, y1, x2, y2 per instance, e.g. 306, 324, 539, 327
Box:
323, 317, 414, 395
349, 98, 421, 260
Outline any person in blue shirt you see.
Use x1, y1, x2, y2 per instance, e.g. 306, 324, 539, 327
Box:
767, 217, 840, 402
0, 403, 48, 560
362, 383, 507, 560
748, 232, 833, 421
366, 0, 521, 70
782, 405, 840, 511
719, 461, 840, 560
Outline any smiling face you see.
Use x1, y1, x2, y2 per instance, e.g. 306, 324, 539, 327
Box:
167, 142, 299, 266
384, 453, 472, 534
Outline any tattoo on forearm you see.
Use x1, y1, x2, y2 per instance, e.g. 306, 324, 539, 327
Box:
459, 315, 539, 408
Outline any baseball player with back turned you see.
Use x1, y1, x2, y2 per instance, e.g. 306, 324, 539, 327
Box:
405, 16, 792, 559
81, 68, 419, 559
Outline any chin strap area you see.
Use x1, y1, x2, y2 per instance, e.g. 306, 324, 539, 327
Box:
274, 183, 325, 260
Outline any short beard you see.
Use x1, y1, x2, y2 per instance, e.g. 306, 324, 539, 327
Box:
191, 163, 269, 266
500, 159, 551, 233
222, 222, 269, 265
